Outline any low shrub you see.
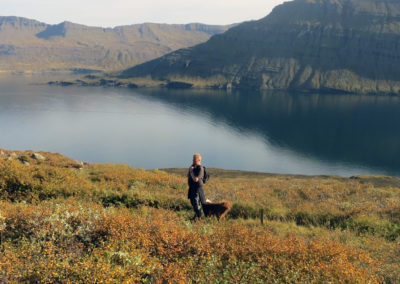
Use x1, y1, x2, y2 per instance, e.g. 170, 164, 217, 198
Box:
228, 203, 259, 219
0, 203, 383, 283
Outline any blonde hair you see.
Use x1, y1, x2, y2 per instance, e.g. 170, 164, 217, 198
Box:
188, 153, 202, 176
193, 153, 202, 160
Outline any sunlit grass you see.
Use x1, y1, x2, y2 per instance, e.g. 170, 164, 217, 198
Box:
0, 149, 399, 283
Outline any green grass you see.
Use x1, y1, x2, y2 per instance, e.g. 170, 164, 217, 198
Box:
0, 148, 399, 283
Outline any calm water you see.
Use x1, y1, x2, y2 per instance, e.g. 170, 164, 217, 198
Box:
1, 78, 400, 176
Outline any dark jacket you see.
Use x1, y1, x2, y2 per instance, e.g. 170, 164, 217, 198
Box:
187, 165, 206, 202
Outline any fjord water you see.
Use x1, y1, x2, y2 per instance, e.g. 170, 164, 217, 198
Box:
1, 79, 400, 176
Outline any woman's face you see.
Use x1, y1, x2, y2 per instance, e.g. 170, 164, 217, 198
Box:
193, 157, 201, 166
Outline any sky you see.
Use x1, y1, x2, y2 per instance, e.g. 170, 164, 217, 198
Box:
0, 0, 287, 27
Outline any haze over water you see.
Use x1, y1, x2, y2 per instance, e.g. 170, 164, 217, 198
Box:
1, 78, 400, 177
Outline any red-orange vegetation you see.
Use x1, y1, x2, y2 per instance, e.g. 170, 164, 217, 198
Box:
0, 203, 383, 283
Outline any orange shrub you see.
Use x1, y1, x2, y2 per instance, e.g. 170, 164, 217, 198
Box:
0, 203, 384, 283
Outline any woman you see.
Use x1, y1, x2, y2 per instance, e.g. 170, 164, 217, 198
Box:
187, 153, 206, 219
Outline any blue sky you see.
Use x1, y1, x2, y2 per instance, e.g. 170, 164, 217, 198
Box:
0, 0, 287, 27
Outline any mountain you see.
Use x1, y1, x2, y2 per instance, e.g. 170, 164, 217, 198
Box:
0, 16, 233, 74
120, 0, 400, 94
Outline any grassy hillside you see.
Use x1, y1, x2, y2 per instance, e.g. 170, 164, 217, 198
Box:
0, 16, 232, 74
0, 149, 399, 282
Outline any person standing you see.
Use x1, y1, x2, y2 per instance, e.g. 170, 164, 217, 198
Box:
187, 153, 206, 219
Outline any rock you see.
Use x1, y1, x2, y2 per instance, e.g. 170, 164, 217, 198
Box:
85, 75, 99, 80
166, 81, 193, 89
7, 152, 17, 160
73, 161, 84, 169
18, 155, 29, 163
7, 156, 16, 161
22, 161, 30, 166
127, 83, 138, 89
59, 81, 74, 86
31, 153, 45, 160
75, 80, 89, 86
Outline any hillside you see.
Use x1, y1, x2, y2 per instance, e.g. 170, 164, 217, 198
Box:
119, 0, 400, 94
0, 148, 399, 282
0, 16, 232, 74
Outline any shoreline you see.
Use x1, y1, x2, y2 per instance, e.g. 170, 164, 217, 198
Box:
45, 75, 400, 96
1, 72, 400, 96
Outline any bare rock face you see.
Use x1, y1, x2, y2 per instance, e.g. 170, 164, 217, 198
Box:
121, 0, 400, 94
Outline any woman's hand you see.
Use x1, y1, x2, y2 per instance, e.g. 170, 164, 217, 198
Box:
194, 177, 199, 182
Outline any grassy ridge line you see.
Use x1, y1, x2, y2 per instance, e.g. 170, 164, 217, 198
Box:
0, 148, 399, 282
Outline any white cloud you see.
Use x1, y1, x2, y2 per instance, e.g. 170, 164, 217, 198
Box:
0, 0, 288, 27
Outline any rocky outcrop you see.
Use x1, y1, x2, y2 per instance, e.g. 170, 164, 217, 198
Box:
120, 0, 400, 94
31, 153, 46, 161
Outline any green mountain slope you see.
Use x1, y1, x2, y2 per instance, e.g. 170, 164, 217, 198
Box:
121, 0, 400, 94
0, 16, 233, 74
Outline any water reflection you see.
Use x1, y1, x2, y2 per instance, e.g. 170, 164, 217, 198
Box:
137, 88, 400, 176
0, 77, 399, 176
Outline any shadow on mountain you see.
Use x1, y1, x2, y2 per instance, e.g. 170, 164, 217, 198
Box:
134, 88, 400, 175
122, 0, 400, 90
36, 22, 67, 39
0, 45, 16, 56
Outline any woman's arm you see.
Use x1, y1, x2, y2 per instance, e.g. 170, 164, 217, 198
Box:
190, 166, 204, 182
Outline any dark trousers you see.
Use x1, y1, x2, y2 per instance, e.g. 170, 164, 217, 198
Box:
188, 188, 206, 218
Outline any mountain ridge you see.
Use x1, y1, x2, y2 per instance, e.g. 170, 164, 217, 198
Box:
119, 0, 400, 94
0, 16, 234, 74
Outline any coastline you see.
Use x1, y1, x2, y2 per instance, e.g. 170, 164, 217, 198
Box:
45, 74, 400, 96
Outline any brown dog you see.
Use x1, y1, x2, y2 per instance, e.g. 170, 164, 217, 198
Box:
202, 200, 231, 220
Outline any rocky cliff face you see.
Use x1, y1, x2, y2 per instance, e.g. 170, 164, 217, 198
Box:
121, 0, 400, 94
0, 17, 232, 74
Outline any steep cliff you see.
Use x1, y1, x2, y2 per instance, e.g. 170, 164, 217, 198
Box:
121, 0, 400, 94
